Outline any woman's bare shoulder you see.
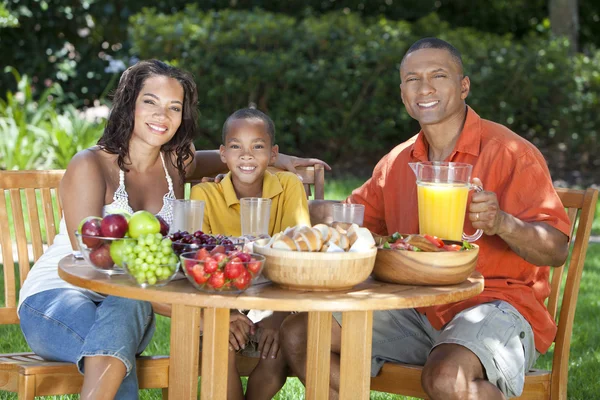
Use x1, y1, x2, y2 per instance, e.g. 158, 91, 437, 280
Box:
64, 147, 114, 182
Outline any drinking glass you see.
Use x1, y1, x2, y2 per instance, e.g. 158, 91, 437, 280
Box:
332, 203, 365, 226
240, 198, 271, 237
169, 199, 205, 234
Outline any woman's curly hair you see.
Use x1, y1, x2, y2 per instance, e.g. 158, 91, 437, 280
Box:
97, 59, 198, 183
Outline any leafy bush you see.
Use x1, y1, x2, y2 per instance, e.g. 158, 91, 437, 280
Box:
130, 9, 599, 183
0, 67, 104, 170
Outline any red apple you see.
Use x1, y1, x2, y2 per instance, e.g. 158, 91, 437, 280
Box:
156, 215, 169, 236
100, 214, 128, 238
79, 217, 102, 248
89, 244, 114, 269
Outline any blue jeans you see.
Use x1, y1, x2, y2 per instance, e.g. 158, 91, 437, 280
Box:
19, 289, 155, 399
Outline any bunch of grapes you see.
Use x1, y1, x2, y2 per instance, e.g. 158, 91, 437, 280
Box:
123, 233, 179, 286
168, 230, 240, 256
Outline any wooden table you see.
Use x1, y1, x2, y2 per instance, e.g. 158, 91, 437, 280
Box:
58, 255, 483, 399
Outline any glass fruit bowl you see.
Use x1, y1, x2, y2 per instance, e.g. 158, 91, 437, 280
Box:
179, 250, 265, 293
74, 232, 137, 276
122, 260, 179, 288
169, 231, 245, 256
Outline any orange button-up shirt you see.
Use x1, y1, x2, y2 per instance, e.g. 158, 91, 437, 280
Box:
348, 107, 571, 353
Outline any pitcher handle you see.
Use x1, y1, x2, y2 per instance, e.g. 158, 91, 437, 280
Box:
462, 184, 484, 242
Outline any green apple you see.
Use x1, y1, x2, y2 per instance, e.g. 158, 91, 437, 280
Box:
128, 211, 161, 238
109, 239, 128, 267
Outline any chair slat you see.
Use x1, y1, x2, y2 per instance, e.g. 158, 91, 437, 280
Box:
25, 189, 44, 261
313, 164, 325, 200
550, 188, 598, 400
41, 188, 57, 246
9, 189, 30, 285
547, 207, 578, 320
55, 188, 63, 222
0, 192, 17, 311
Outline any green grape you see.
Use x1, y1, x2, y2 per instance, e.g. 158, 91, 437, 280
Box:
161, 238, 172, 247
147, 276, 157, 285
149, 243, 158, 252
133, 245, 143, 254
155, 233, 163, 240
134, 258, 144, 266
155, 267, 164, 277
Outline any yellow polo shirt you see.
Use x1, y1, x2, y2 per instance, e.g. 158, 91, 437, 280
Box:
190, 170, 310, 236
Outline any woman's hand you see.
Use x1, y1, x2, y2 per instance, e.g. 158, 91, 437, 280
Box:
255, 312, 291, 359
229, 311, 255, 351
273, 154, 331, 178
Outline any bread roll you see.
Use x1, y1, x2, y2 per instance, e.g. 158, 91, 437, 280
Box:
338, 234, 350, 251
313, 224, 332, 242
293, 226, 323, 252
272, 235, 298, 251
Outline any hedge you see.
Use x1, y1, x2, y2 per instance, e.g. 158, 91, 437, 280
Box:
129, 8, 599, 183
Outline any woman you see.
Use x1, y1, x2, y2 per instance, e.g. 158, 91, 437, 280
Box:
17, 59, 328, 399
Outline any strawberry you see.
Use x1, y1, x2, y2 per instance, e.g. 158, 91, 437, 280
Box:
195, 248, 210, 261
212, 252, 227, 264
224, 258, 243, 279
233, 270, 251, 290
208, 271, 225, 289
247, 259, 262, 275
203, 258, 218, 274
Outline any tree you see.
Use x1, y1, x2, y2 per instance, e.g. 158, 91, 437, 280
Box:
549, 0, 579, 53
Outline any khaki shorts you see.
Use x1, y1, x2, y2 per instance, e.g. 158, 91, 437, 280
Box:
333, 300, 537, 398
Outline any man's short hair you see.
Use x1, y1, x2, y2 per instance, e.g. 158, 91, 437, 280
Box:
401, 37, 464, 74
222, 108, 276, 145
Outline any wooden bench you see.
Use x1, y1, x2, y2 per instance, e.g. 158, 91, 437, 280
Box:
0, 166, 325, 399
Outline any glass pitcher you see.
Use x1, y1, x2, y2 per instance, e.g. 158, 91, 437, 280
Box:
409, 161, 483, 242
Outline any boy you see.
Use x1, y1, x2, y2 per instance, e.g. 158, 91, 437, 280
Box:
191, 108, 310, 400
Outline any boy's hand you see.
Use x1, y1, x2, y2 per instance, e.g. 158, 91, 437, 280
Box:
201, 173, 227, 183
255, 312, 290, 359
229, 311, 255, 351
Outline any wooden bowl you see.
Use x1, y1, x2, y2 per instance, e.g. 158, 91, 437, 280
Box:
372, 245, 479, 286
253, 244, 377, 291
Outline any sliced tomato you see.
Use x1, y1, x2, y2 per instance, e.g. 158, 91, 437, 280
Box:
423, 234, 445, 248
443, 244, 462, 251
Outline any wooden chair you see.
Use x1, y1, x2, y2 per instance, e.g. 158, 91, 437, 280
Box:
369, 187, 599, 400
0, 170, 170, 399
185, 164, 326, 200
0, 165, 326, 398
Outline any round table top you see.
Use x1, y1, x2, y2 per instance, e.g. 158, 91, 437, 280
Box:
58, 256, 484, 312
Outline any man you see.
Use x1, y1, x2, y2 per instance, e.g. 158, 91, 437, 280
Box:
279, 38, 571, 399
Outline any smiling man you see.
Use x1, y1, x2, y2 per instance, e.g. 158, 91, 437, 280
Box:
280, 38, 571, 399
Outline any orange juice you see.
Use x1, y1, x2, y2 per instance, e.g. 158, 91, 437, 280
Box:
417, 182, 469, 241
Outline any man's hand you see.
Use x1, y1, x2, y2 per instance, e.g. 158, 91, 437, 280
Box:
229, 311, 255, 351
467, 178, 568, 266
468, 178, 506, 236
274, 154, 331, 178
255, 312, 290, 359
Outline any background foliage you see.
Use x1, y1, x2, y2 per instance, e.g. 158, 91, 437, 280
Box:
128, 8, 599, 182
0, 1, 598, 185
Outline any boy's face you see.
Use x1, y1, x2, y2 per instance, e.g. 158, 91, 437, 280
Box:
219, 119, 279, 188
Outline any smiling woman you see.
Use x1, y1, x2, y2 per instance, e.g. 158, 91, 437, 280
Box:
15, 59, 330, 400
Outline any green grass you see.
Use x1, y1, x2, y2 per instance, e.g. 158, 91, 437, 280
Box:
1, 178, 599, 399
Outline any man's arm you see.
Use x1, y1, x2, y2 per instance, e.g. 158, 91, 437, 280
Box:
469, 178, 569, 267
188, 150, 332, 181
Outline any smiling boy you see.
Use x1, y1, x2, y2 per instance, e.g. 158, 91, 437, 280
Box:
190, 108, 310, 400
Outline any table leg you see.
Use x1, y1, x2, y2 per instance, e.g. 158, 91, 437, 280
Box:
339, 310, 373, 400
169, 304, 202, 399
306, 311, 333, 400
201, 307, 230, 400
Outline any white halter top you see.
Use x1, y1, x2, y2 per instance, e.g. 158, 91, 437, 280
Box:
103, 153, 176, 225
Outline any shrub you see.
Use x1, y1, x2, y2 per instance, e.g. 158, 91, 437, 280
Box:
0, 67, 104, 170
129, 9, 599, 182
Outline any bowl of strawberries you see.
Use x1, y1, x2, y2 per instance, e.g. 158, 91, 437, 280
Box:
179, 247, 265, 293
